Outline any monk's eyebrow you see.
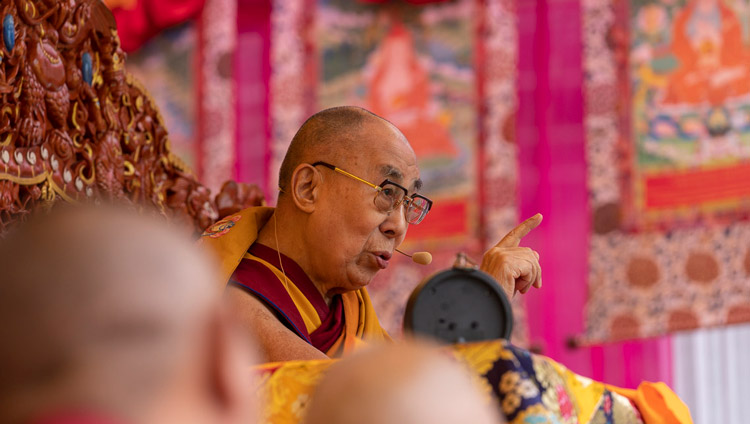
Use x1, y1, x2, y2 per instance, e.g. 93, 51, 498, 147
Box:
381, 165, 423, 192
381, 165, 403, 181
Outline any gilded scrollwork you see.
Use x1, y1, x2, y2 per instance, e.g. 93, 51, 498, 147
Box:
0, 0, 264, 234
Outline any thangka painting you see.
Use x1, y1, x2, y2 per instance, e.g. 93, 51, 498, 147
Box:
127, 23, 198, 170
315, 0, 477, 246
582, 0, 750, 343
108, 0, 237, 191
628, 0, 750, 227
270, 0, 525, 341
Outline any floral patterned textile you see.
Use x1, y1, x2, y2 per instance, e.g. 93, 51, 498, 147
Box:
581, 0, 750, 343
452, 341, 645, 424
254, 340, 689, 424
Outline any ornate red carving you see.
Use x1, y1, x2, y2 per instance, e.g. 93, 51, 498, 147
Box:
0, 0, 263, 234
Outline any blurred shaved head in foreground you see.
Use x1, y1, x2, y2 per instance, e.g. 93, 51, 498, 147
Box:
303, 341, 505, 424
0, 206, 258, 424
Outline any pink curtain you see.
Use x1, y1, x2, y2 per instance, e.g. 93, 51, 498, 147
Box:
517, 0, 672, 388
235, 0, 271, 193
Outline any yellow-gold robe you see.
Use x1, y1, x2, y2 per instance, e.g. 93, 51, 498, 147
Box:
201, 207, 390, 356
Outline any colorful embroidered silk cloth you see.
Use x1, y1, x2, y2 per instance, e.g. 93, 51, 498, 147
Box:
254, 339, 692, 424
582, 0, 750, 343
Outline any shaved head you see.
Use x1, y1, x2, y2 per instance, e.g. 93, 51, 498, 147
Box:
303, 341, 504, 424
0, 205, 255, 424
278, 106, 407, 192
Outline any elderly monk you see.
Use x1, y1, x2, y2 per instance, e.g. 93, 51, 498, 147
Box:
203, 106, 542, 361
0, 206, 258, 424
302, 341, 505, 424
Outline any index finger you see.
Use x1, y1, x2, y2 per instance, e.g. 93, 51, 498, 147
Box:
495, 213, 543, 248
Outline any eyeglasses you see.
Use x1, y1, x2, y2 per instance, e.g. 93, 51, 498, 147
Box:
312, 161, 432, 225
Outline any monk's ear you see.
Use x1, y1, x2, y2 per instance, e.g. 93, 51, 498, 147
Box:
205, 308, 258, 420
290, 164, 320, 213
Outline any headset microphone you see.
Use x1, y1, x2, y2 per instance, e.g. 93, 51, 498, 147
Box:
395, 249, 433, 265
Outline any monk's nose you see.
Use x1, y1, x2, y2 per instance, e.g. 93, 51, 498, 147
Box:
380, 203, 408, 238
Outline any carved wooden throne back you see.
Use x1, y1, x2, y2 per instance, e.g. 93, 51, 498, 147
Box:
0, 0, 263, 234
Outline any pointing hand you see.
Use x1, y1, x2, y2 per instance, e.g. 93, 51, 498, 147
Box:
480, 214, 543, 300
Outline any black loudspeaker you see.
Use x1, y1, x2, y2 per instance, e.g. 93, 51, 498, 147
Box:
403, 264, 513, 344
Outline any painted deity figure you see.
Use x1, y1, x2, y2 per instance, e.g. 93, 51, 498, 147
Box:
366, 18, 457, 159
663, 0, 750, 105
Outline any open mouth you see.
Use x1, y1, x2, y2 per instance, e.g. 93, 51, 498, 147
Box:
372, 251, 391, 269
377, 252, 392, 260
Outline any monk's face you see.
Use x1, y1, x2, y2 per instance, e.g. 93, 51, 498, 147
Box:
309, 120, 420, 296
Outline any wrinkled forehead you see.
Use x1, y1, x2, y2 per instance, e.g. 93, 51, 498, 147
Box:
340, 120, 422, 191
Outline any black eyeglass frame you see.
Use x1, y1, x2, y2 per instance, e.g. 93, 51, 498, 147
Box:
311, 161, 433, 224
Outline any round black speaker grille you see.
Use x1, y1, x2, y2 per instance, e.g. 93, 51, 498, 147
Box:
403, 268, 513, 344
